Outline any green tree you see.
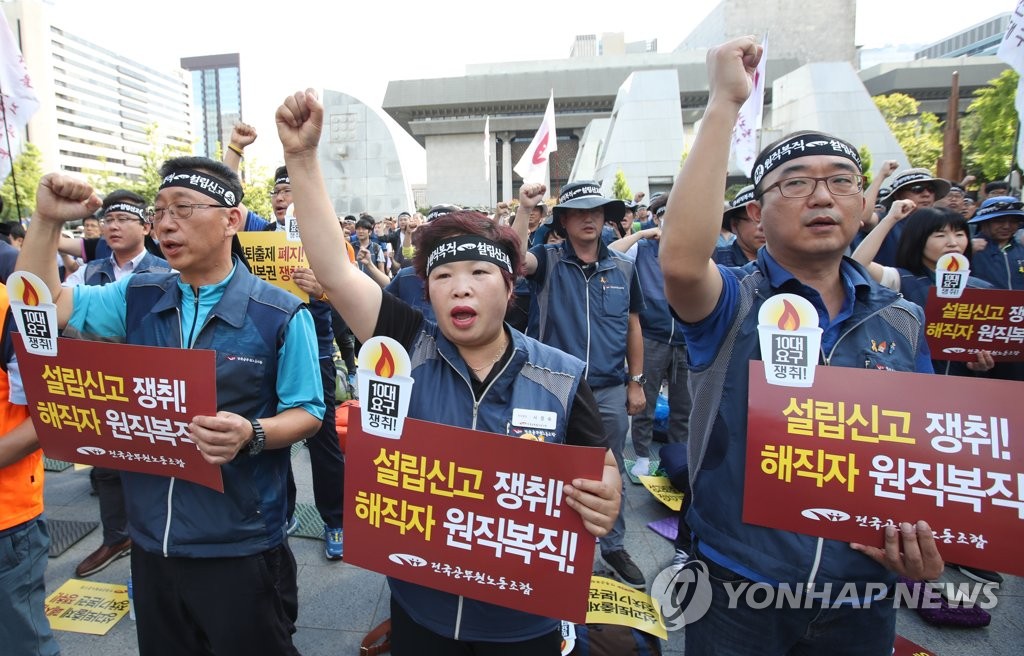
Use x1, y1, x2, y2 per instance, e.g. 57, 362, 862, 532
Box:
1, 143, 44, 220
83, 155, 123, 197
962, 69, 1020, 182
240, 161, 273, 220
611, 169, 632, 201
873, 93, 942, 171
859, 145, 873, 185
122, 124, 192, 202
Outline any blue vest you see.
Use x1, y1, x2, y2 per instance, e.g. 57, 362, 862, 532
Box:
385, 267, 435, 322
82, 252, 170, 286
897, 269, 994, 309
117, 266, 303, 558
972, 239, 1024, 290
712, 240, 751, 268
634, 240, 684, 346
389, 322, 587, 642
687, 255, 924, 589
529, 241, 640, 388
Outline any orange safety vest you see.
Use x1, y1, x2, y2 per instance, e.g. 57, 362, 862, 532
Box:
0, 283, 42, 532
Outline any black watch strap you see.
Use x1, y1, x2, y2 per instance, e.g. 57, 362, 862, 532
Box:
247, 419, 266, 456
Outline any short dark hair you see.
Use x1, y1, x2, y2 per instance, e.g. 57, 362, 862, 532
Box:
82, 215, 101, 226
413, 211, 523, 306
158, 156, 243, 205
895, 207, 972, 276
274, 165, 289, 182
102, 189, 147, 212
355, 217, 375, 231
2, 221, 25, 240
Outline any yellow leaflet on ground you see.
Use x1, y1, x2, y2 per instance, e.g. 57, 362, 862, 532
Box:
45, 578, 129, 635
584, 575, 667, 640
639, 474, 683, 511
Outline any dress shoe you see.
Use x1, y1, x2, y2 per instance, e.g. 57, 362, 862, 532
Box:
75, 538, 131, 578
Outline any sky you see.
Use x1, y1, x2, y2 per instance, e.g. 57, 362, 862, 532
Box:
42, 0, 1020, 180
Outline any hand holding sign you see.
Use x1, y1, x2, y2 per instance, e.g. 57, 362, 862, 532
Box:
189, 411, 255, 466
564, 448, 622, 537
850, 520, 944, 581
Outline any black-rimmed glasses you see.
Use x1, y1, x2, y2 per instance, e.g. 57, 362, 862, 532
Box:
759, 174, 865, 199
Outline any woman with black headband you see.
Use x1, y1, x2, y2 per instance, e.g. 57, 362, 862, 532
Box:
852, 201, 996, 376
275, 89, 621, 655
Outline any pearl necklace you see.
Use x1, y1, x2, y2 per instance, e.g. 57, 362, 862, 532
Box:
467, 338, 508, 373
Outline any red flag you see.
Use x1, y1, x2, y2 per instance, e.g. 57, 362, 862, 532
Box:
0, 11, 39, 181
514, 91, 557, 184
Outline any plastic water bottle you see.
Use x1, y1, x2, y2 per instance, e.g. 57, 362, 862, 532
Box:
127, 571, 136, 621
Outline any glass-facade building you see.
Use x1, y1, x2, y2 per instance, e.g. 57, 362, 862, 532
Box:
180, 54, 241, 159
3, 0, 192, 183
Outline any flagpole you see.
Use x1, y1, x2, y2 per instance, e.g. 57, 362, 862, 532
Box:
0, 81, 26, 221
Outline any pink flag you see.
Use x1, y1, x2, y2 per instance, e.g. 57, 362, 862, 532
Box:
732, 34, 768, 177
1, 11, 40, 181
514, 91, 557, 184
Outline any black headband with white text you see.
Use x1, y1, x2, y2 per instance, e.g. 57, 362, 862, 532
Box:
159, 170, 239, 207
274, 175, 290, 187
103, 202, 146, 222
752, 134, 861, 187
426, 235, 514, 277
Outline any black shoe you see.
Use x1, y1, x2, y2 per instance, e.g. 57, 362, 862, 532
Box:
956, 564, 1004, 584
601, 549, 646, 589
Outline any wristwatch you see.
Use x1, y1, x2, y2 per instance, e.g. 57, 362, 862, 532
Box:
629, 373, 647, 386
247, 419, 266, 456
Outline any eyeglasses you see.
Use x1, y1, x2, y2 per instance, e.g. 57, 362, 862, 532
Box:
268, 188, 292, 199
759, 174, 865, 199
907, 184, 935, 195
100, 216, 144, 226
146, 203, 224, 222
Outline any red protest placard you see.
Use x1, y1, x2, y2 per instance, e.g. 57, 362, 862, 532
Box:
893, 635, 937, 656
744, 361, 1024, 577
925, 287, 1024, 361
343, 407, 604, 623
14, 336, 223, 492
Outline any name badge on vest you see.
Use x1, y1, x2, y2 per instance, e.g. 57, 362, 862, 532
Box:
508, 408, 557, 442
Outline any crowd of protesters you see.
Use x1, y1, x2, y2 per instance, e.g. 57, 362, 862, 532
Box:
3, 35, 1024, 656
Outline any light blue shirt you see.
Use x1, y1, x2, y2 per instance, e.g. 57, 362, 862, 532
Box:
68, 264, 324, 419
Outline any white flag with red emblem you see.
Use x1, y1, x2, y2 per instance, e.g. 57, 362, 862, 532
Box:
997, 4, 1024, 168
0, 11, 40, 181
514, 91, 557, 184
731, 34, 768, 176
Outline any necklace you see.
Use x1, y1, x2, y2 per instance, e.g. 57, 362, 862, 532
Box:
466, 338, 508, 373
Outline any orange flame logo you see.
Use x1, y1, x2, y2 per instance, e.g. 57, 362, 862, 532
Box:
374, 344, 396, 378
20, 279, 40, 306
777, 299, 800, 331
946, 257, 960, 272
